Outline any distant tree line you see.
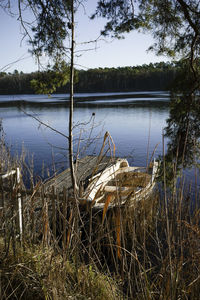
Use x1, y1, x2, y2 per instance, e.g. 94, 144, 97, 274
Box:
0, 61, 182, 95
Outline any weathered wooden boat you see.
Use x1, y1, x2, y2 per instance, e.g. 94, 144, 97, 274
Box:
44, 156, 158, 209
84, 158, 158, 209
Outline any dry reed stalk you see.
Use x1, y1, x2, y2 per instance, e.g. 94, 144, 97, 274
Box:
62, 186, 67, 258
162, 131, 173, 297
51, 185, 56, 240
102, 193, 114, 224
66, 209, 73, 249
115, 208, 121, 260
41, 186, 50, 247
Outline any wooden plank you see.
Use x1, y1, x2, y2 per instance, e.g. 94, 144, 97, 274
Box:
44, 156, 118, 193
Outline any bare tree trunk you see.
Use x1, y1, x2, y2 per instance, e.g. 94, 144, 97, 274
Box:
69, 0, 78, 197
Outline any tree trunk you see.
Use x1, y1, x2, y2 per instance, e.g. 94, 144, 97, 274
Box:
69, 0, 78, 197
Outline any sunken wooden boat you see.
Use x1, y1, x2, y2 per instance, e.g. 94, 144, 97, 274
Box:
44, 156, 158, 209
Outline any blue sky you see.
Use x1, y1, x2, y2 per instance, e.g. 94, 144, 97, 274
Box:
0, 0, 169, 73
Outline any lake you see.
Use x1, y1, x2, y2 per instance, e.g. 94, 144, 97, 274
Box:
0, 91, 198, 195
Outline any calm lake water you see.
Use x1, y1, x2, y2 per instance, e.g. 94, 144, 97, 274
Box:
0, 91, 168, 172
0, 91, 198, 195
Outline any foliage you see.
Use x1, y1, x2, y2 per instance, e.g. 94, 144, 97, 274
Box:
0, 61, 180, 94
93, 0, 200, 93
0, 1, 82, 95
165, 95, 200, 163
157, 95, 200, 187
94, 0, 200, 56
91, 0, 142, 38
30, 61, 70, 94
25, 0, 73, 60
2, 1, 200, 95
170, 58, 200, 95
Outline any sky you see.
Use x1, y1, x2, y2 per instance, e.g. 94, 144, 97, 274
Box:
0, 0, 169, 73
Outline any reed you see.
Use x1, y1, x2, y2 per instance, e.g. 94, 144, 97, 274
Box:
0, 241, 121, 300
0, 129, 200, 299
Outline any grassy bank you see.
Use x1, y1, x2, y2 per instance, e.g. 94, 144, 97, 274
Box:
0, 241, 121, 300
0, 129, 200, 299
1, 186, 200, 299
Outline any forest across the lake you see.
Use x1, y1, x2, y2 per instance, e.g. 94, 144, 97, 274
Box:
0, 61, 181, 95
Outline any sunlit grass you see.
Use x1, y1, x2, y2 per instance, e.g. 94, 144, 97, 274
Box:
0, 127, 200, 299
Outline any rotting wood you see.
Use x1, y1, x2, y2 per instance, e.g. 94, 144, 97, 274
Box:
44, 155, 117, 193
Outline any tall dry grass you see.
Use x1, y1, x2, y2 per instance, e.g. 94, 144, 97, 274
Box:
0, 126, 200, 299
0, 241, 121, 300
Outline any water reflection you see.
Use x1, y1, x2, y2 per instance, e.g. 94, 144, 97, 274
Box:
163, 95, 200, 189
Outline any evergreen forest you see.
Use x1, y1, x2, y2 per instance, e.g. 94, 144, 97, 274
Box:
0, 61, 180, 95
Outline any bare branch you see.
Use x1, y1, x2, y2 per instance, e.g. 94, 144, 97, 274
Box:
20, 109, 69, 140
0, 54, 32, 72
